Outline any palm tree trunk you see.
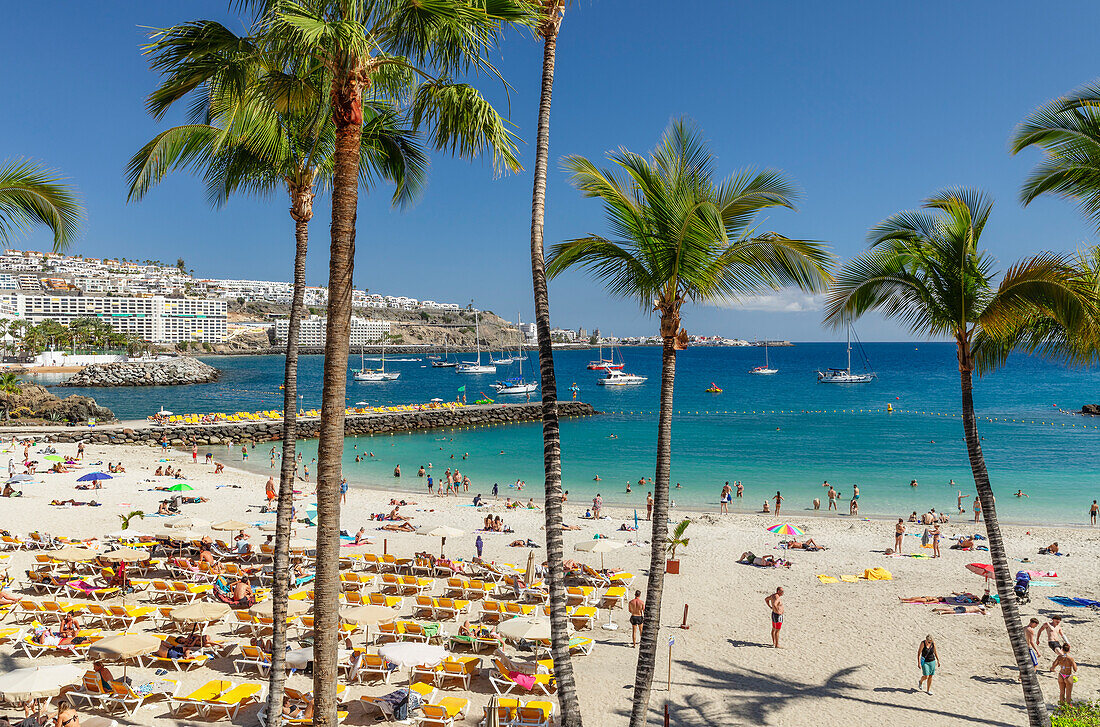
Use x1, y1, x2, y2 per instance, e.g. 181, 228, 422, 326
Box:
958, 340, 1048, 726
264, 194, 312, 727
527, 11, 582, 725
312, 76, 362, 727
629, 334, 676, 727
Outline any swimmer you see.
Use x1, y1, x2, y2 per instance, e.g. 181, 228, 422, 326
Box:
1014, 490, 1029, 498
593, 475, 601, 481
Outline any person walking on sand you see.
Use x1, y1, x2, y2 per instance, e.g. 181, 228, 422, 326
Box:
1039, 615, 1070, 669
627, 590, 645, 647
1025, 618, 1041, 674
192, 442, 198, 463
1053, 644, 1078, 704
720, 483, 731, 514
973, 497, 981, 523
1091, 500, 1098, 526
895, 518, 906, 553
773, 491, 784, 516
265, 477, 276, 508
827, 485, 838, 511
646, 491, 653, 520
765, 587, 784, 648
931, 522, 941, 558
917, 635, 939, 695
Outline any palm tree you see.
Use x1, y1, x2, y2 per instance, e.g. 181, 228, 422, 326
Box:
262, 2, 526, 722
523, 2, 581, 722
547, 119, 832, 726
0, 159, 82, 251
128, 18, 425, 725
825, 189, 1099, 727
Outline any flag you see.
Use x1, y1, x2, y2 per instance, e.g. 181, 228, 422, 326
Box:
458, 385, 466, 393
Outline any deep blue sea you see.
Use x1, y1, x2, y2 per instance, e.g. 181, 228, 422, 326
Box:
36, 344, 1100, 524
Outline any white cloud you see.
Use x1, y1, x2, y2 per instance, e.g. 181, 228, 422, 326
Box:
716, 289, 826, 313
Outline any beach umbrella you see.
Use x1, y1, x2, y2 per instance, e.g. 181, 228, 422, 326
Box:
88, 632, 161, 661
498, 616, 567, 642
250, 599, 308, 618
574, 539, 625, 571
77, 472, 112, 483
0, 664, 85, 702
377, 642, 446, 670
525, 550, 538, 585
287, 538, 313, 551
966, 563, 994, 580
108, 531, 151, 540
416, 525, 463, 558
766, 523, 805, 537
156, 530, 200, 542
634, 509, 639, 531
485, 695, 501, 727
340, 604, 397, 646
170, 602, 230, 625
166, 517, 208, 529
7, 474, 33, 483
50, 546, 97, 562
167, 483, 194, 492
211, 520, 249, 531
100, 548, 150, 563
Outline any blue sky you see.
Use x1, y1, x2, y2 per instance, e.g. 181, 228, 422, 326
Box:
3, 1, 1099, 341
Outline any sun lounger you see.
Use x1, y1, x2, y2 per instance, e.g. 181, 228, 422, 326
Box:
200, 681, 263, 719
169, 679, 232, 718
490, 659, 555, 696
104, 679, 179, 716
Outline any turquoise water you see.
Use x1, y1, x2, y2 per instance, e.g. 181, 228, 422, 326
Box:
43, 345, 1100, 524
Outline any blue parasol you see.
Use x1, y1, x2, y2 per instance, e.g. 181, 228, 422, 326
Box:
76, 472, 112, 482
634, 509, 639, 531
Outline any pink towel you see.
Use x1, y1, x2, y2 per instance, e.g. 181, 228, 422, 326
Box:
1025, 570, 1057, 578
509, 671, 536, 690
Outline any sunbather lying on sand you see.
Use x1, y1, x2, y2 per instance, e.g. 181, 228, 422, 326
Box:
738, 552, 791, 568
783, 539, 823, 551
380, 522, 415, 532
900, 593, 980, 604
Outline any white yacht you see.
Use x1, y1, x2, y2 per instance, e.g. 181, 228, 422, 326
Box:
457, 309, 496, 374
353, 339, 400, 381
492, 343, 537, 395
818, 325, 876, 383
596, 370, 647, 386
749, 340, 778, 375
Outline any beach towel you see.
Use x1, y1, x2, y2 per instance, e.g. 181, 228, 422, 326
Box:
840, 575, 858, 583
1048, 596, 1100, 608
816, 575, 839, 584
509, 671, 536, 690
1025, 570, 1058, 578
863, 567, 892, 581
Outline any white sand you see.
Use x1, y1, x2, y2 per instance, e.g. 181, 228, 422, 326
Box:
1, 439, 1097, 726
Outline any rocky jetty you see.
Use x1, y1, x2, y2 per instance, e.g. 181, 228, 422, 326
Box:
25, 401, 597, 445
59, 357, 219, 388
1082, 404, 1100, 416
0, 383, 114, 423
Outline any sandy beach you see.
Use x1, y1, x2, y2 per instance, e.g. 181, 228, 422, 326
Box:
1, 439, 1097, 726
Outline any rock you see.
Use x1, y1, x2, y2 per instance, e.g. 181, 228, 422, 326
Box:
58, 357, 220, 388
0, 383, 115, 423
1082, 404, 1100, 416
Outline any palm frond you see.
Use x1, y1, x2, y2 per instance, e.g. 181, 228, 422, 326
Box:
409, 80, 520, 175
0, 159, 82, 251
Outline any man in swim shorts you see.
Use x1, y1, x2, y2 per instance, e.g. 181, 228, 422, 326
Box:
1025, 618, 1041, 673
627, 590, 645, 648
1038, 615, 1069, 670
765, 587, 784, 648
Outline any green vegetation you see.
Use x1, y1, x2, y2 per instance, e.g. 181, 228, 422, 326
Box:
7, 317, 147, 356
0, 159, 83, 250
1054, 701, 1100, 726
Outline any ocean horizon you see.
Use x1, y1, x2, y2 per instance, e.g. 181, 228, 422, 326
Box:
42, 343, 1100, 525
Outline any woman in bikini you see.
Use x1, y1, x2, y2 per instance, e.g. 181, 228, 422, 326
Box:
1053, 644, 1077, 704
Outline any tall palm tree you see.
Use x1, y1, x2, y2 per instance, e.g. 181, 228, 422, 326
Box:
264, 2, 526, 722
523, 2, 581, 722
128, 18, 424, 725
0, 159, 82, 251
547, 119, 832, 727
825, 189, 1099, 727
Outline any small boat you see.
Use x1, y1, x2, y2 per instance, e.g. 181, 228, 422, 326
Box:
457, 309, 496, 374
492, 349, 537, 395
587, 340, 624, 370
353, 339, 399, 381
596, 370, 647, 386
432, 337, 457, 368
749, 340, 778, 375
705, 383, 722, 393
817, 324, 876, 383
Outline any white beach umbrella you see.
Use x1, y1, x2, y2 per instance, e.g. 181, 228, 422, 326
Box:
166, 517, 208, 529
156, 530, 199, 541
50, 546, 98, 562
340, 604, 398, 646
377, 642, 446, 669
250, 599, 309, 618
211, 520, 250, 532
170, 602, 230, 624
0, 664, 85, 702
416, 525, 463, 557
498, 616, 567, 642
88, 632, 161, 661
574, 539, 625, 571
100, 548, 150, 563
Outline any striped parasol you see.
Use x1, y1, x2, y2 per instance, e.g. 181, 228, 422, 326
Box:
766, 523, 805, 537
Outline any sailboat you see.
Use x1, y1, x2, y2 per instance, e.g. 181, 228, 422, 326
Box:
749, 340, 778, 375
492, 344, 537, 395
587, 339, 624, 370
379, 337, 399, 380
490, 334, 513, 366
456, 310, 496, 374
432, 335, 457, 368
353, 345, 386, 382
817, 324, 876, 383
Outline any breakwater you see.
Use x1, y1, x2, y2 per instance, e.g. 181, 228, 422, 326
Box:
23, 401, 598, 445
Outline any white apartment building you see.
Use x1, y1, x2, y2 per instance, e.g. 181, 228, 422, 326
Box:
1, 294, 227, 343
275, 315, 391, 347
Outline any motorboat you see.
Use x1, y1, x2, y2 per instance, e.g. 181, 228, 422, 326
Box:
457, 309, 496, 374
749, 339, 778, 375
817, 324, 876, 383
596, 370, 647, 386
705, 383, 722, 393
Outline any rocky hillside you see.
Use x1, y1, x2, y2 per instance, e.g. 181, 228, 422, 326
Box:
0, 383, 114, 423
58, 357, 220, 387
